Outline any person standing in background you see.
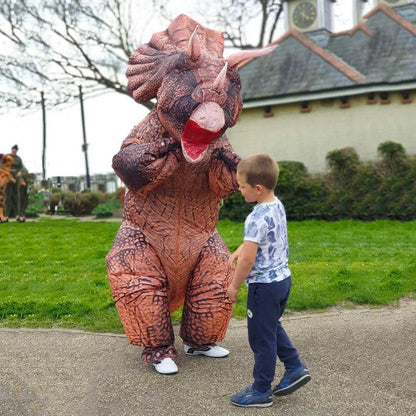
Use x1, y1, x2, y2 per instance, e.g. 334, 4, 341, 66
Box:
5, 145, 24, 220
17, 167, 30, 222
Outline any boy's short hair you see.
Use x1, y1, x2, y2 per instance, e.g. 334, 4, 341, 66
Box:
237, 154, 279, 190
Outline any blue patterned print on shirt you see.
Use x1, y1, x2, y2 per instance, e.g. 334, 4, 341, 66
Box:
243, 197, 291, 284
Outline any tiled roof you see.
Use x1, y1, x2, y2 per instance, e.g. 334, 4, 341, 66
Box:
239, 4, 416, 102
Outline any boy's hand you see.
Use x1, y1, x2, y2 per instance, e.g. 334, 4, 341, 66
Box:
226, 241, 257, 302
228, 251, 238, 267
227, 283, 239, 303
227, 244, 243, 267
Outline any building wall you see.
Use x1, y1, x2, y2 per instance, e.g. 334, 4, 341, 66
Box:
47, 173, 119, 193
227, 91, 416, 172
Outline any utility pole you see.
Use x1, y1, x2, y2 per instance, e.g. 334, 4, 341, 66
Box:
79, 85, 91, 189
41, 91, 46, 182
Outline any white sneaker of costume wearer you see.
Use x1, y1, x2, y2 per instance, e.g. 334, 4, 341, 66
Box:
184, 344, 229, 358
152, 358, 178, 375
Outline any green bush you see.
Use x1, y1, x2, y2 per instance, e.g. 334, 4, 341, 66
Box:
220, 141, 416, 222
277, 161, 328, 221
25, 192, 43, 217
92, 200, 122, 218
27, 189, 122, 217
220, 161, 328, 222
219, 192, 254, 222
48, 190, 63, 214
62, 191, 101, 216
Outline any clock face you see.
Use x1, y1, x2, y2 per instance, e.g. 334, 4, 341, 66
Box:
293, 1, 318, 30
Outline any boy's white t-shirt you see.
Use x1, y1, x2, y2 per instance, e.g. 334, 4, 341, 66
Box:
243, 196, 291, 284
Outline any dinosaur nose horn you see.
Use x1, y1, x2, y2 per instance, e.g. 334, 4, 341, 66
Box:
213, 62, 228, 91
186, 26, 201, 61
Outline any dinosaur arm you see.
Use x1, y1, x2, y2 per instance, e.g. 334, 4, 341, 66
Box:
112, 137, 181, 194
208, 137, 241, 199
0, 169, 16, 183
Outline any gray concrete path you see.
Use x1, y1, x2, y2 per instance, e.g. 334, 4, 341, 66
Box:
1, 299, 415, 416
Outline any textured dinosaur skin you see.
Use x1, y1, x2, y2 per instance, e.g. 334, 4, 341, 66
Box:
106, 15, 276, 363
0, 155, 15, 222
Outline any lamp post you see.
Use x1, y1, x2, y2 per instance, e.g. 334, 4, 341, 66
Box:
78, 85, 91, 189
41, 91, 47, 182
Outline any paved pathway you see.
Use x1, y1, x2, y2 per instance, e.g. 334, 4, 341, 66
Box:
1, 299, 415, 416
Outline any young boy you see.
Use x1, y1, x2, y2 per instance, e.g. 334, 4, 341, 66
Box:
227, 154, 311, 408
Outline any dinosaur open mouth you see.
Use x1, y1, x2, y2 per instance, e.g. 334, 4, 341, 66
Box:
181, 119, 220, 163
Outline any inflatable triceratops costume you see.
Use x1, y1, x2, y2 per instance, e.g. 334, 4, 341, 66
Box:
106, 14, 275, 373
0, 155, 15, 223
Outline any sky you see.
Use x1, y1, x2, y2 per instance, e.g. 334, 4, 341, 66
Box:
0, 0, 376, 179
2, 91, 147, 178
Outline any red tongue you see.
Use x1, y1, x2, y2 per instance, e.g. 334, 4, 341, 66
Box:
182, 119, 220, 160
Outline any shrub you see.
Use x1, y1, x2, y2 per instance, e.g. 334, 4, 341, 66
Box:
62, 191, 101, 216
27, 189, 123, 217
219, 192, 254, 222
326, 147, 360, 186
277, 161, 327, 221
26, 193, 43, 217
376, 141, 407, 177
48, 190, 63, 214
219, 161, 328, 222
220, 141, 416, 222
92, 200, 122, 218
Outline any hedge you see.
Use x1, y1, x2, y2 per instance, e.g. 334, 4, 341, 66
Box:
219, 141, 416, 222
27, 189, 117, 217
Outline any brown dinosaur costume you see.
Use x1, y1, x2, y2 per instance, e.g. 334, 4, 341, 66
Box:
106, 15, 276, 365
0, 155, 16, 223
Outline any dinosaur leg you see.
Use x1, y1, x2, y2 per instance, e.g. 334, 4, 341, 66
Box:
0, 206, 7, 222
106, 225, 176, 363
180, 231, 234, 347
0, 191, 8, 222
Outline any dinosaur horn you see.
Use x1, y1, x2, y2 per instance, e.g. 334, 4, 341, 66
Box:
227, 44, 278, 69
213, 62, 228, 90
186, 26, 201, 61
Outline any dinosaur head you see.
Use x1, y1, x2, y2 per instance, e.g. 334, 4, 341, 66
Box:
1, 155, 14, 169
126, 15, 277, 163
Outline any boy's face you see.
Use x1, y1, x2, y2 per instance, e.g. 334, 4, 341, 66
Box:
236, 172, 259, 203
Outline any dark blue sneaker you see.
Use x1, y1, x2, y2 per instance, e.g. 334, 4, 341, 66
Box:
231, 385, 273, 408
273, 363, 311, 396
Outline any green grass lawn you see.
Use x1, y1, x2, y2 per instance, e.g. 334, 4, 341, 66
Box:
1, 218, 415, 333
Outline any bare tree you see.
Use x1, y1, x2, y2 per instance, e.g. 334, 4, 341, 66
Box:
201, 0, 285, 50
0, 0, 286, 112
0, 0, 170, 110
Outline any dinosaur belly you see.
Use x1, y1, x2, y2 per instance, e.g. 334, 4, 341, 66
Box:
123, 172, 222, 311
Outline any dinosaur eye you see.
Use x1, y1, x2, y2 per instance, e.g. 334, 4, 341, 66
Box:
173, 68, 182, 75
195, 88, 204, 100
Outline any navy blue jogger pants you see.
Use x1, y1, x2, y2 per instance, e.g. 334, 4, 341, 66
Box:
247, 277, 301, 392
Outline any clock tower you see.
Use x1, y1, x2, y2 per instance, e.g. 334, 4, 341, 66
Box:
284, 0, 335, 33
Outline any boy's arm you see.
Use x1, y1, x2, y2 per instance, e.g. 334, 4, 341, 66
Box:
227, 241, 258, 302
227, 243, 243, 266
